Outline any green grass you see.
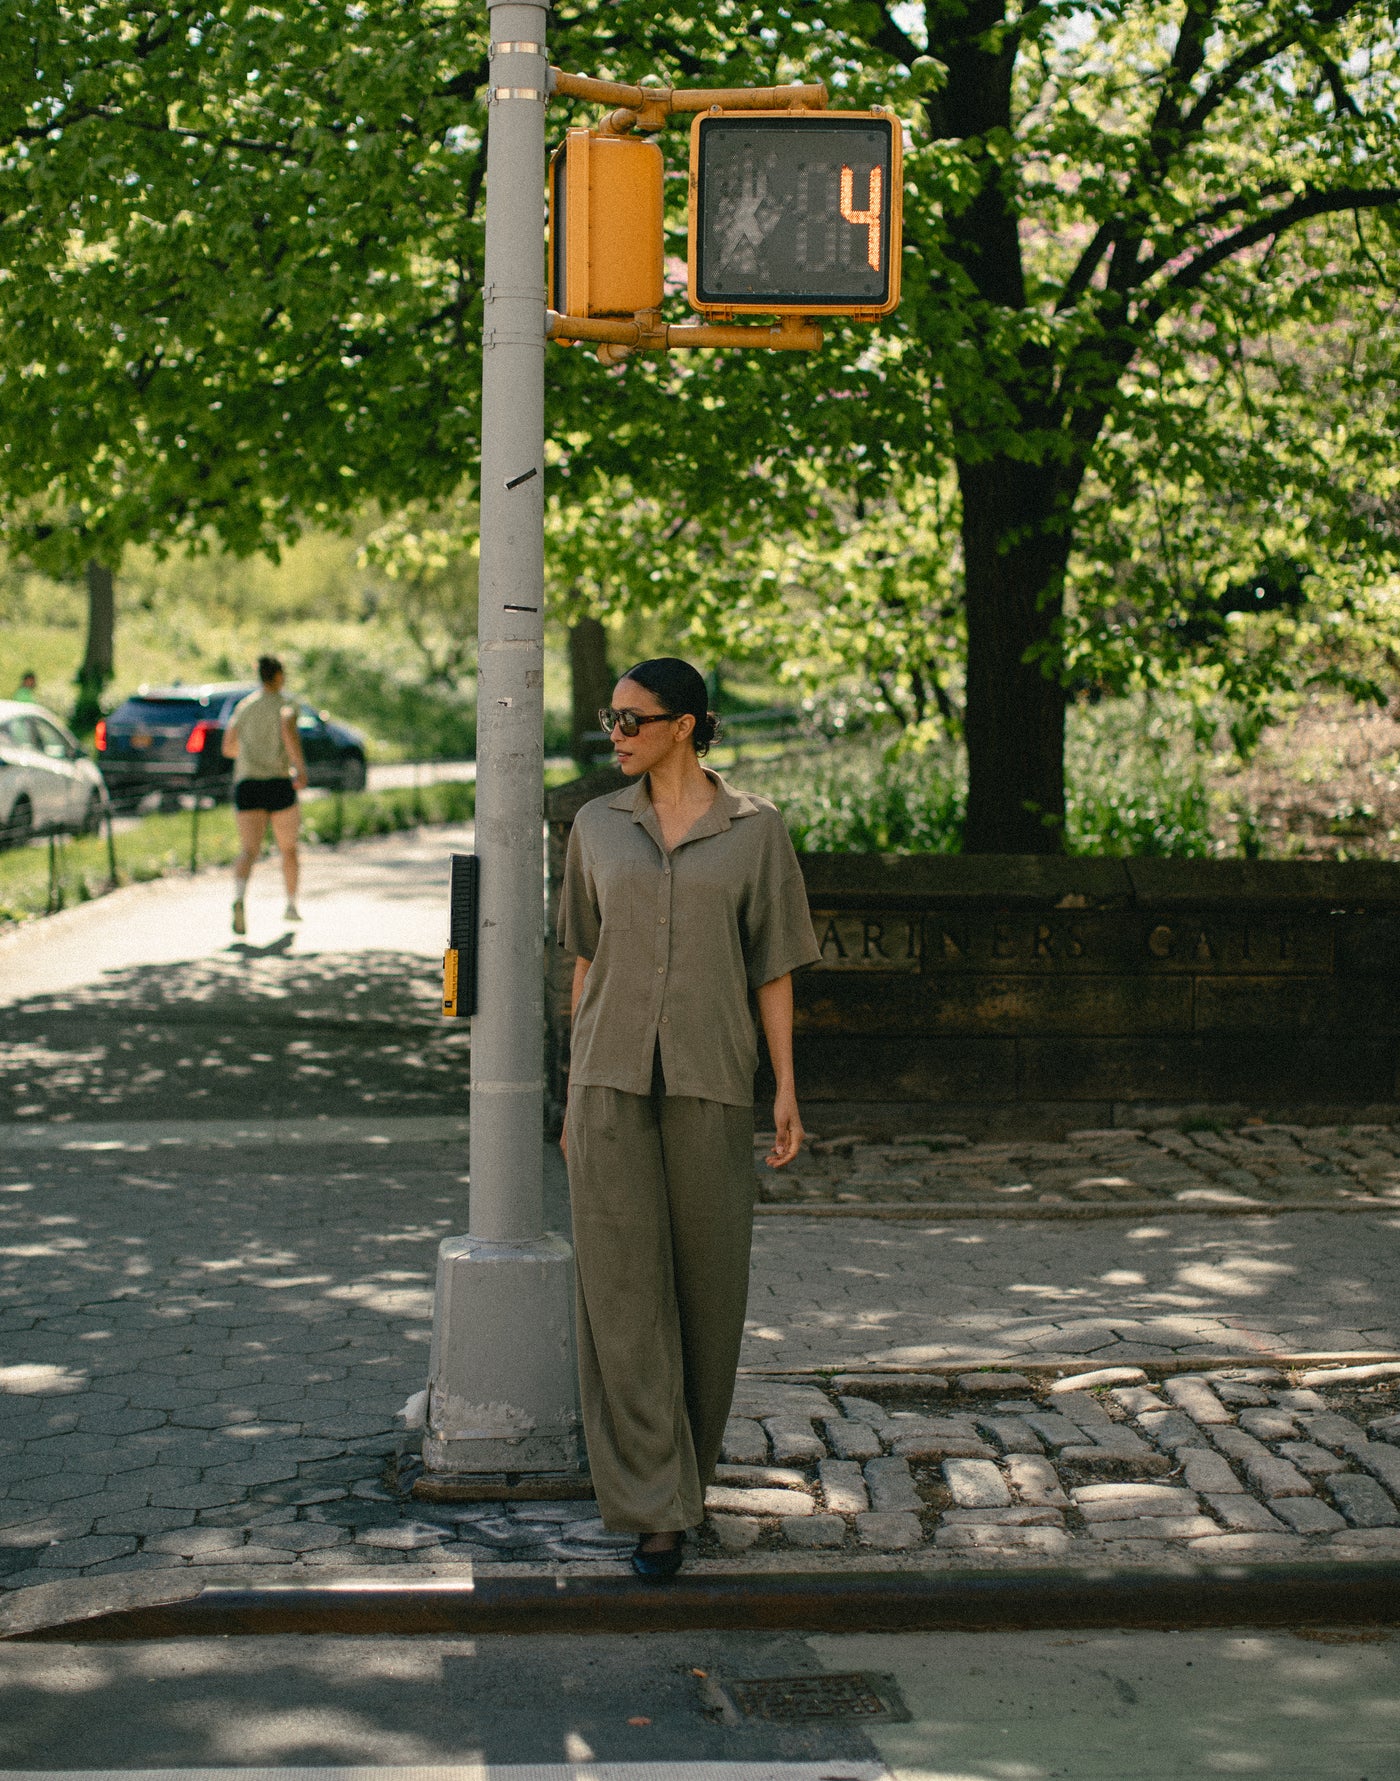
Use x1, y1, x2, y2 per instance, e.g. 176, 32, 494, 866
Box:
754, 698, 1219, 856
0, 781, 477, 929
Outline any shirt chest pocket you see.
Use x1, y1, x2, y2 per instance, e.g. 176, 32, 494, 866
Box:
595, 858, 644, 934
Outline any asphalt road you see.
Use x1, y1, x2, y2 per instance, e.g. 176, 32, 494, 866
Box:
0, 1626, 1396, 1778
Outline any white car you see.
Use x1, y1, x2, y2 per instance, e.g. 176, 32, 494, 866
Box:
0, 699, 108, 847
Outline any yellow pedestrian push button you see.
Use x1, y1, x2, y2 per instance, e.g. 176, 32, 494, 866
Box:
442, 853, 479, 1019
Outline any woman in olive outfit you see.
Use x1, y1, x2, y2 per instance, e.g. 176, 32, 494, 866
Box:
558, 657, 820, 1580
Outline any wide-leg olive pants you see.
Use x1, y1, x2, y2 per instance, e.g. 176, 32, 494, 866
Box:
565, 1076, 755, 1533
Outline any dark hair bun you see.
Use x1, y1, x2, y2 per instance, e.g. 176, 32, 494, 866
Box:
620, 658, 719, 756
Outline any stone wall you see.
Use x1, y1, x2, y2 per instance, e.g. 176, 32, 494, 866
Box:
545, 774, 1400, 1135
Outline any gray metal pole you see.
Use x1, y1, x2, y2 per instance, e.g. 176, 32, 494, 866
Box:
423, 0, 579, 1478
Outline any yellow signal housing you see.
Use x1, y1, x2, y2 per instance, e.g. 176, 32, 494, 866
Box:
549, 129, 665, 318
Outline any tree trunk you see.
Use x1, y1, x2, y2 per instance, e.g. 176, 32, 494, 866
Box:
568, 615, 612, 765
73, 558, 115, 731
959, 457, 1069, 854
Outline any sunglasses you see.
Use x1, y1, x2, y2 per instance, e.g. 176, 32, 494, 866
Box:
599, 707, 678, 738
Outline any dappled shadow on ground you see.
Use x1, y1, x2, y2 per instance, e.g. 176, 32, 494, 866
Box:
0, 950, 466, 1122
746, 1212, 1400, 1367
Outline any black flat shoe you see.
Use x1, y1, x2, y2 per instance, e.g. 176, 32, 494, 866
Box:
631, 1536, 684, 1581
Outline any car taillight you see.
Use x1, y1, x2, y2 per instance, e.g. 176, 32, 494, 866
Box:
186, 720, 214, 754
95, 719, 107, 751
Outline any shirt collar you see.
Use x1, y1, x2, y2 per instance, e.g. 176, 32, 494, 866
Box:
608, 768, 762, 850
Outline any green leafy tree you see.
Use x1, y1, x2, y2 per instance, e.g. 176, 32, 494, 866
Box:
3, 1, 1399, 849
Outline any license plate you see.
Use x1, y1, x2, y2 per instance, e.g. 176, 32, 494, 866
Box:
132, 732, 152, 749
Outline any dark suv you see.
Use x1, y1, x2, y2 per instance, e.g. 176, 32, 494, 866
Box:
97, 683, 368, 808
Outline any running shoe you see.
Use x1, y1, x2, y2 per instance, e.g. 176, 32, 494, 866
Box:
231, 899, 246, 936
283, 902, 301, 923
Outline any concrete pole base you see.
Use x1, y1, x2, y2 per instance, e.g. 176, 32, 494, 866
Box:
422, 1232, 582, 1475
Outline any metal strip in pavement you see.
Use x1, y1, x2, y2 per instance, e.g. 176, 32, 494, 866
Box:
2, 1116, 472, 1151
0, 1771, 888, 1781
10, 1564, 1400, 1642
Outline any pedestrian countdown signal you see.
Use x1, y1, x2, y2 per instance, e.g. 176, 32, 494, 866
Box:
688, 111, 902, 319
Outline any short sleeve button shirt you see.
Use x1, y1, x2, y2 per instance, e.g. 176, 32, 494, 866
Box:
558, 770, 821, 1106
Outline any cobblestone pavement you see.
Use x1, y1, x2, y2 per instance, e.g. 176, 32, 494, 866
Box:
761, 1123, 1400, 1211
3, 1130, 1399, 1598
4, 838, 1400, 1612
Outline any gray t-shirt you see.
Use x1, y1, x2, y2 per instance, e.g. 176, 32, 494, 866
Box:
227, 688, 293, 782
558, 770, 821, 1106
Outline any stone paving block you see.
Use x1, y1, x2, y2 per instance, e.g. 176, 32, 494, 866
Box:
783, 1514, 846, 1548
864, 1457, 921, 1514
1087, 1515, 1219, 1540
146, 1481, 248, 1511
1327, 1473, 1400, 1528
1004, 1454, 1070, 1508
253, 1523, 350, 1552
356, 1523, 447, 1550
1210, 1382, 1272, 1407
1182, 1451, 1244, 1495
713, 1464, 808, 1489
1135, 1408, 1209, 1454
1189, 1533, 1302, 1558
818, 1459, 869, 1516
763, 1418, 827, 1465
1050, 1367, 1147, 1393
941, 1507, 1063, 1527
704, 1485, 814, 1518
1326, 1527, 1400, 1552
1112, 1387, 1167, 1414
1072, 1484, 1200, 1521
837, 1395, 887, 1425
190, 1544, 297, 1565
145, 1527, 246, 1558
719, 1417, 767, 1465
1022, 1412, 1087, 1451
1052, 1391, 1118, 1431
1298, 1412, 1369, 1455
824, 1419, 882, 1462
1369, 1414, 1400, 1445
1210, 1428, 1314, 1497
856, 1511, 923, 1550
1163, 1377, 1233, 1425
890, 1431, 995, 1461
1268, 1495, 1347, 1535
957, 1373, 1031, 1393
1237, 1408, 1300, 1442
1353, 1440, 1400, 1496
729, 1381, 832, 1422
35, 1534, 137, 1568
976, 1417, 1045, 1455
1204, 1493, 1289, 1533
709, 1514, 760, 1552
1275, 1441, 1345, 1479
935, 1525, 1069, 1555
1271, 1388, 1328, 1412
943, 1459, 1012, 1509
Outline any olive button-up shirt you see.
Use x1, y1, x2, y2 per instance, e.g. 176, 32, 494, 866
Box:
558, 771, 820, 1106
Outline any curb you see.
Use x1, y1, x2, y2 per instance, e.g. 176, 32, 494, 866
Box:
8, 1562, 1400, 1642
755, 1199, 1400, 1218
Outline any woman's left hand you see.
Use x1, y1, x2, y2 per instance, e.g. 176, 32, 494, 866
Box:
766, 1085, 804, 1168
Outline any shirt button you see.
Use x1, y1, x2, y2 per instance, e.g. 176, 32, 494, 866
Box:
656, 965, 664, 974
658, 916, 667, 924
660, 1015, 670, 1025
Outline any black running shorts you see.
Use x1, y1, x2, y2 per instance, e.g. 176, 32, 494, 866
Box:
234, 777, 297, 813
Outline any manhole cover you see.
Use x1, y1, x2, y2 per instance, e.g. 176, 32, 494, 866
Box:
724, 1672, 907, 1722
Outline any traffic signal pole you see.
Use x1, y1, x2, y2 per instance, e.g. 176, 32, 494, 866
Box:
422, 0, 580, 1482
